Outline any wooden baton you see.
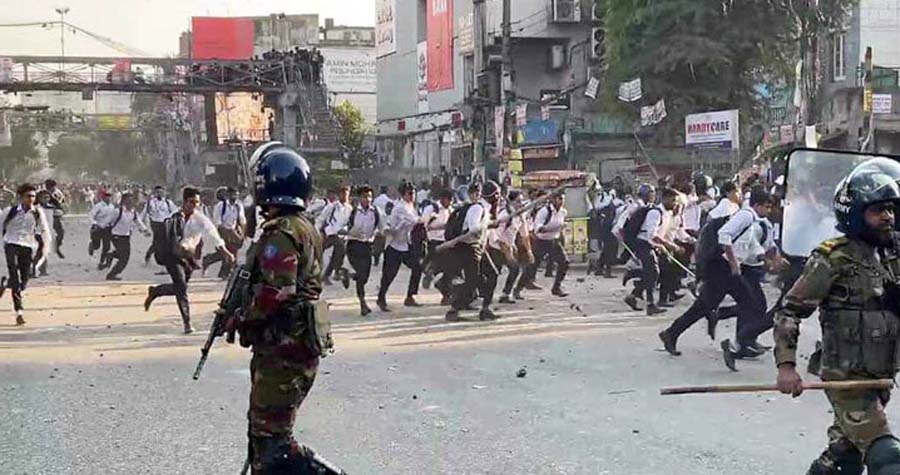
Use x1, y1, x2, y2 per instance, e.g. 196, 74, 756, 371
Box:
660, 379, 895, 396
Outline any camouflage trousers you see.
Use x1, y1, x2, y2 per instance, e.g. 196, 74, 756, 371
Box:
813, 377, 893, 470
248, 344, 319, 471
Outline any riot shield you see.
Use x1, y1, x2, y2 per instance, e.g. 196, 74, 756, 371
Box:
782, 148, 900, 258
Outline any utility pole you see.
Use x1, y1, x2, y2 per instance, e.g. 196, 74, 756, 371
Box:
55, 7, 69, 81
472, 0, 486, 170
499, 0, 512, 173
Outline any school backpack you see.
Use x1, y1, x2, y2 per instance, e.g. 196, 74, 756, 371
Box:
621, 206, 658, 248
444, 203, 474, 241
154, 212, 185, 266
694, 209, 755, 277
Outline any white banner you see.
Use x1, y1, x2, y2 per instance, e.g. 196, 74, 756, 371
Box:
640, 99, 667, 127
0, 57, 12, 82
617, 78, 642, 102
541, 104, 550, 121
457, 12, 474, 54
321, 48, 376, 93
516, 104, 528, 126
375, 0, 397, 58
585, 76, 600, 100
685, 109, 740, 149
416, 42, 429, 114
873, 94, 893, 114
494, 106, 505, 157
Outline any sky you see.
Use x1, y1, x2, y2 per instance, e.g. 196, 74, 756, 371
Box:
0, 0, 375, 57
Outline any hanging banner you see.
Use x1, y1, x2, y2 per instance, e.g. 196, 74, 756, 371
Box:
416, 42, 429, 114
457, 12, 474, 54
427, 0, 454, 92
617, 78, 642, 102
585, 76, 600, 100
516, 104, 528, 127
541, 105, 551, 121
685, 109, 740, 149
873, 94, 893, 114
640, 99, 667, 127
376, 0, 397, 58
494, 106, 505, 157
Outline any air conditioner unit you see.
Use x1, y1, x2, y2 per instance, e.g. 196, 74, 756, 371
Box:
552, 0, 581, 23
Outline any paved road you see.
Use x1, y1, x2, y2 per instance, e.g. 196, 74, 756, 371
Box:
0, 217, 873, 474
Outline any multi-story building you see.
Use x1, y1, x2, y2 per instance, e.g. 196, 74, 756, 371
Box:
319, 19, 377, 124
819, 0, 900, 152
373, 0, 598, 184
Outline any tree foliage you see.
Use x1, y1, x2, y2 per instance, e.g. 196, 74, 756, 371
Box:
601, 0, 857, 145
332, 100, 369, 168
0, 130, 39, 179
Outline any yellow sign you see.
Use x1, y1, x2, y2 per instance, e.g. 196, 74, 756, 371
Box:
97, 114, 133, 130
508, 159, 523, 172
563, 218, 589, 257
510, 175, 522, 187
509, 148, 523, 160
864, 87, 873, 113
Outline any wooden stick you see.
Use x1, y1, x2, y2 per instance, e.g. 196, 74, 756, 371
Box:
660, 379, 894, 396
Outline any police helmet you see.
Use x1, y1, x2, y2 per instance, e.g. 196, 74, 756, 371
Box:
638, 183, 656, 202
833, 157, 900, 236
482, 180, 501, 200
252, 142, 312, 209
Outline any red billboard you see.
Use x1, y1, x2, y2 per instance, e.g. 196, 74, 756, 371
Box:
427, 0, 454, 92
192, 17, 255, 60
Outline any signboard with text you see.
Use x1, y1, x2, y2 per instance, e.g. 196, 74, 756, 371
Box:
375, 0, 397, 57
427, 0, 454, 91
685, 109, 740, 149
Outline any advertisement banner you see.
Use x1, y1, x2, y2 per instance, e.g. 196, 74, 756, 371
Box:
192, 17, 255, 60
457, 12, 474, 54
375, 0, 397, 58
427, 0, 454, 92
685, 109, 740, 149
779, 124, 795, 144
416, 42, 429, 114
873, 94, 893, 114
640, 99, 667, 127
321, 48, 377, 93
516, 104, 528, 127
585, 76, 600, 100
617, 78, 642, 102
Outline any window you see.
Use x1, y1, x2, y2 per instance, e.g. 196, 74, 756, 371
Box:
833, 33, 846, 81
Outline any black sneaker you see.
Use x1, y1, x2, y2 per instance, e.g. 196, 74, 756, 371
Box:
721, 339, 738, 372
404, 297, 423, 307
106, 275, 122, 281
377, 299, 391, 313
498, 295, 515, 304
360, 302, 372, 317
479, 308, 499, 321
646, 305, 667, 316
668, 292, 686, 302
15, 313, 25, 326
551, 287, 569, 298
445, 309, 461, 322
624, 294, 641, 311
340, 270, 351, 290
658, 330, 681, 356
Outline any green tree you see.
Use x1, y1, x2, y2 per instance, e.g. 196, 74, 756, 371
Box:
332, 100, 369, 168
0, 130, 38, 179
601, 0, 856, 145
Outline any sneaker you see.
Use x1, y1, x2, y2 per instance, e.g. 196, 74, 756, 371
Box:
340, 270, 351, 290
445, 309, 461, 322
646, 305, 667, 316
721, 339, 737, 372
658, 330, 681, 356
551, 287, 569, 298
360, 302, 372, 317
624, 294, 642, 311
15, 312, 25, 326
183, 323, 195, 335
512, 290, 524, 301
106, 275, 122, 281
56, 249, 65, 260
404, 296, 423, 307
377, 299, 391, 313
498, 295, 515, 304
668, 292, 686, 302
479, 308, 499, 321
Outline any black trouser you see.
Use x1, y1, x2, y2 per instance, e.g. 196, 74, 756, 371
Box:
346, 240, 373, 300
90, 226, 112, 263
630, 240, 660, 305
422, 239, 444, 278
53, 215, 64, 251
490, 247, 520, 296
734, 265, 770, 347
151, 260, 193, 325
107, 235, 131, 278
520, 238, 568, 291
322, 234, 346, 279
378, 246, 421, 301
5, 243, 33, 312
145, 221, 166, 262
447, 244, 494, 309
372, 235, 386, 265
665, 259, 755, 340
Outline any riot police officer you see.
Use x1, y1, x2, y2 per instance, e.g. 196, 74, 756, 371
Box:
241, 143, 328, 473
774, 158, 900, 475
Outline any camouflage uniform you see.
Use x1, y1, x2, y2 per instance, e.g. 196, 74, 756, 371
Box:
244, 212, 323, 473
774, 236, 900, 472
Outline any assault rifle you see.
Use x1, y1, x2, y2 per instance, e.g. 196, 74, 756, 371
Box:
192, 265, 252, 380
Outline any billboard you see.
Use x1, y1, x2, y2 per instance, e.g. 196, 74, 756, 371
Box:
375, 0, 397, 58
321, 48, 376, 93
427, 0, 454, 92
417, 42, 429, 114
192, 17, 255, 60
685, 109, 740, 149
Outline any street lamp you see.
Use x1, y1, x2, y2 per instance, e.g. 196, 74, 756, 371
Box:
55, 7, 69, 81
